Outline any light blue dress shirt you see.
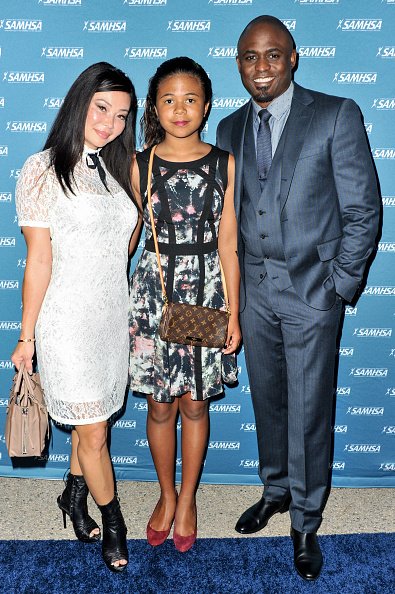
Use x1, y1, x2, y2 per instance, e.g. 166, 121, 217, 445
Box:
252, 81, 294, 157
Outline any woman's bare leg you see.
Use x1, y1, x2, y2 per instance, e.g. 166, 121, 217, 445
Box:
74, 422, 126, 568
176, 394, 209, 536
146, 395, 179, 530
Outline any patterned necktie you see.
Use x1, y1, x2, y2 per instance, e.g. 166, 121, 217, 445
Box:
256, 109, 272, 183
86, 152, 109, 192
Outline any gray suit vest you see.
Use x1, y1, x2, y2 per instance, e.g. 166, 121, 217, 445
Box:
240, 107, 292, 291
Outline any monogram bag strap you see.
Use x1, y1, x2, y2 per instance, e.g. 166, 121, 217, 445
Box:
146, 145, 229, 310
147, 146, 168, 304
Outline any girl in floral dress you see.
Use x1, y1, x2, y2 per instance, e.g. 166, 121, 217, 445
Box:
129, 57, 241, 552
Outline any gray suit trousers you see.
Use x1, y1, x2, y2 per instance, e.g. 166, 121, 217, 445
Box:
240, 271, 343, 532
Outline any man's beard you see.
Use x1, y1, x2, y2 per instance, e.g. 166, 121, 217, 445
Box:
253, 87, 274, 104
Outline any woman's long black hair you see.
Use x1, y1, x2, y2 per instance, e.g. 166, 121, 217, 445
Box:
43, 62, 137, 204
141, 56, 212, 148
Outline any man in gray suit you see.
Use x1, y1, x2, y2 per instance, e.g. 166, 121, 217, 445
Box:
216, 15, 379, 581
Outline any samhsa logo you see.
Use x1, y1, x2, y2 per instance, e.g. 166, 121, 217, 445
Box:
345, 306, 357, 316
350, 368, 388, 378
0, 237, 16, 247
6, 121, 47, 133
124, 47, 167, 59
379, 463, 395, 471
296, 0, 340, 3
111, 456, 137, 464
208, 441, 240, 450
339, 347, 354, 356
9, 169, 21, 179
333, 425, 347, 433
0, 321, 21, 330
372, 98, 395, 110
298, 46, 336, 58
240, 423, 256, 432
208, 0, 254, 5
123, 0, 167, 5
331, 462, 345, 470
382, 426, 395, 435
0, 360, 14, 370
376, 47, 395, 58
353, 328, 392, 338
0, 97, 5, 108
0, 192, 12, 202
38, 0, 83, 5
373, 150, 395, 160
134, 439, 149, 447
282, 20, 296, 31
113, 420, 136, 429
337, 386, 351, 396
209, 404, 241, 413
386, 387, 395, 396
38, 454, 69, 462
3, 72, 45, 83
0, 146, 8, 157
382, 197, 395, 207
333, 72, 377, 84
133, 401, 148, 411
43, 97, 64, 109
208, 47, 237, 58
0, 19, 43, 32
83, 21, 126, 32
239, 459, 259, 468
377, 242, 395, 251
364, 123, 373, 134
0, 280, 19, 289
363, 286, 395, 296
137, 98, 146, 109
344, 444, 381, 453
347, 406, 384, 416
337, 19, 382, 31
41, 47, 84, 58
167, 20, 211, 32
212, 97, 249, 109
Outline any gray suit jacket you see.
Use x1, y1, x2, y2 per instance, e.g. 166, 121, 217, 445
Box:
216, 83, 380, 311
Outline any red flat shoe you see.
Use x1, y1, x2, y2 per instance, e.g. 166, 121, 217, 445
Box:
146, 521, 172, 547
173, 526, 197, 553
147, 491, 178, 546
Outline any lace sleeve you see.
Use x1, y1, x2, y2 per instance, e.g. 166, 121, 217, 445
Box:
16, 151, 57, 228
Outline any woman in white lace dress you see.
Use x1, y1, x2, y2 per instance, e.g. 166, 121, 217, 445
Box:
11, 63, 139, 572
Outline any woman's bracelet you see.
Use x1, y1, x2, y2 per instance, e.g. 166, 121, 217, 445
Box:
18, 338, 36, 343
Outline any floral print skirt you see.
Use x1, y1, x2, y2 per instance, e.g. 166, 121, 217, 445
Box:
129, 250, 237, 403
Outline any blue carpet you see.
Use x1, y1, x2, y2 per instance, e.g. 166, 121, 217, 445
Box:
0, 534, 393, 594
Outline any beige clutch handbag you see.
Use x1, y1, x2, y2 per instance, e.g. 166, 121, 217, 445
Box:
5, 362, 48, 457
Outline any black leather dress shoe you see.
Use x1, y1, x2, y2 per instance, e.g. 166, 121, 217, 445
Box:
291, 528, 323, 581
235, 493, 291, 534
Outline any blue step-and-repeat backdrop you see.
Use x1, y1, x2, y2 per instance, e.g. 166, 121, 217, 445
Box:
0, 0, 394, 487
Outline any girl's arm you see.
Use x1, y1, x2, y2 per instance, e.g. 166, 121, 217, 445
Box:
128, 157, 143, 256
11, 227, 52, 373
218, 154, 241, 355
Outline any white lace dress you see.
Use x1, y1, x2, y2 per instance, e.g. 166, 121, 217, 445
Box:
16, 148, 138, 425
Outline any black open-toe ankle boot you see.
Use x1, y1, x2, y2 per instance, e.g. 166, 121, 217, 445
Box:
57, 472, 101, 543
98, 496, 128, 573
